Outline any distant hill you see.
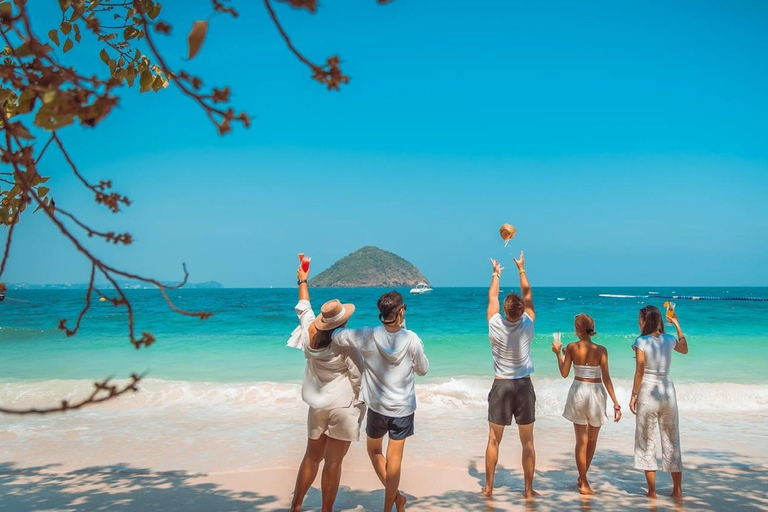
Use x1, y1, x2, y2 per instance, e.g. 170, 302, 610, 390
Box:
6, 280, 224, 290
310, 246, 429, 288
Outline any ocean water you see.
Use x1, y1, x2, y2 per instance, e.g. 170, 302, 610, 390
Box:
2, 287, 768, 382
1, 287, 767, 409
1, 287, 768, 478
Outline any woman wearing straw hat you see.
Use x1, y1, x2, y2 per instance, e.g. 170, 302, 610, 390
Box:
287, 256, 366, 512
551, 313, 622, 495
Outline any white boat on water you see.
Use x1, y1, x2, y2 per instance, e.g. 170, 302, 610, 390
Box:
409, 283, 433, 294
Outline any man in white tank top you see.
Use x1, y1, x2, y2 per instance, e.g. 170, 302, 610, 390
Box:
483, 251, 538, 499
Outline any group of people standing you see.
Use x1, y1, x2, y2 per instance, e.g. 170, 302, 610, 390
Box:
286, 252, 689, 512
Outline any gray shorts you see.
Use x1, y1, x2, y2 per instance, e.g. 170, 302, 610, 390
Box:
488, 377, 536, 426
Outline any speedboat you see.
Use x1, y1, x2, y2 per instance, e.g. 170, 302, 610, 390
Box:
409, 283, 432, 294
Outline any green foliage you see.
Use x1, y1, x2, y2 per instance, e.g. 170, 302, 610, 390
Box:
310, 246, 429, 288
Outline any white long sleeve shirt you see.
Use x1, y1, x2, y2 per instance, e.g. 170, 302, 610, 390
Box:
286, 300, 363, 410
332, 326, 428, 417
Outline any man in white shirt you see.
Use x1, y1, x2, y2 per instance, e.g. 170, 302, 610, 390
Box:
332, 291, 429, 512
483, 251, 538, 499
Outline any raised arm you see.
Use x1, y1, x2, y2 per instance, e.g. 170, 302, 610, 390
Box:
670, 316, 688, 355
487, 258, 503, 321
552, 338, 572, 378
600, 348, 622, 422
629, 347, 646, 415
513, 251, 534, 322
287, 256, 314, 349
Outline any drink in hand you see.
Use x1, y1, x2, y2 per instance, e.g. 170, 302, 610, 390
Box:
664, 301, 676, 322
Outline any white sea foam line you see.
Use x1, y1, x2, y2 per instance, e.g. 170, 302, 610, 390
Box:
1, 377, 767, 413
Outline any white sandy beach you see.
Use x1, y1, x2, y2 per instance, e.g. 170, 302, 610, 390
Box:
1, 378, 768, 511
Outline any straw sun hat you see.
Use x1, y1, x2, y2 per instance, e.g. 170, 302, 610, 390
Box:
313, 299, 355, 331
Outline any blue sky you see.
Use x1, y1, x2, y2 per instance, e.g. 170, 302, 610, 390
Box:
5, 0, 768, 287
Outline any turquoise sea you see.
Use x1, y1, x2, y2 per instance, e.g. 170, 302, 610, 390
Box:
2, 286, 768, 492
1, 287, 767, 386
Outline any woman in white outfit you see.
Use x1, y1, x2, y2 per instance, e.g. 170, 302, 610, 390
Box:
552, 313, 621, 495
629, 304, 688, 499
287, 257, 366, 512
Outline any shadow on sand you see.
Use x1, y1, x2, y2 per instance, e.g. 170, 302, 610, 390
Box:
0, 462, 278, 512
313, 448, 768, 512
415, 448, 768, 512
2, 448, 766, 512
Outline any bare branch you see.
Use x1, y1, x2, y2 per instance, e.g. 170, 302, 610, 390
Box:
0, 374, 143, 415
264, 0, 349, 90
0, 206, 20, 281
57, 264, 96, 337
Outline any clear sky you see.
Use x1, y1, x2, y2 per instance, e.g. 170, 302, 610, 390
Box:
6, 0, 768, 287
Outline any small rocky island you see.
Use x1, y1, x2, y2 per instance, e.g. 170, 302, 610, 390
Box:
310, 246, 429, 288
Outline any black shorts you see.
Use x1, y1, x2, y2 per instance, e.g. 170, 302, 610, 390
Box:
488, 377, 536, 426
366, 409, 415, 440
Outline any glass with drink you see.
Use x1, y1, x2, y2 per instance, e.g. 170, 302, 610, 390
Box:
664, 301, 676, 324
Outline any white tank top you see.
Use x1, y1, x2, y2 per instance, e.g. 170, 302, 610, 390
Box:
574, 364, 602, 379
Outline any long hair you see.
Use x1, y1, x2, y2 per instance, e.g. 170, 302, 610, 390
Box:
639, 305, 665, 336
312, 326, 337, 349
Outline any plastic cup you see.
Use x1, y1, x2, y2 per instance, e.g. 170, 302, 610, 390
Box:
553, 331, 562, 353
301, 256, 311, 272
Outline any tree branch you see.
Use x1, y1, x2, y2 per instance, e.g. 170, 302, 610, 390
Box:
0, 374, 143, 415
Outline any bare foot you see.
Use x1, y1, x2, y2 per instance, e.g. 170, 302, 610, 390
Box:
396, 492, 407, 512
481, 487, 493, 498
289, 506, 302, 512
578, 481, 595, 495
670, 489, 683, 499
645, 491, 657, 499
524, 490, 540, 499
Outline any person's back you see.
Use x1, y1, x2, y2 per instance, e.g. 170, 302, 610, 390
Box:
633, 333, 676, 378
569, 339, 605, 380
331, 291, 428, 512
287, 258, 366, 512
629, 305, 689, 499
339, 325, 427, 417
483, 252, 538, 499
289, 299, 363, 409
488, 311, 534, 379
552, 314, 622, 495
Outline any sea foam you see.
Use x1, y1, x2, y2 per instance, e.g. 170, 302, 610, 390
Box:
1, 377, 767, 414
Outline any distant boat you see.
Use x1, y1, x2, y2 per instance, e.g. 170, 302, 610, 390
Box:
0, 292, 4, 302
409, 283, 433, 294
557, 297, 565, 301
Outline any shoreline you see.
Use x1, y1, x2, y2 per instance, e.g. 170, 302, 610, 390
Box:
2, 386, 767, 511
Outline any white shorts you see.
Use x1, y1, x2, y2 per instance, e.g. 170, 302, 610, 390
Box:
562, 381, 608, 427
308, 402, 366, 442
